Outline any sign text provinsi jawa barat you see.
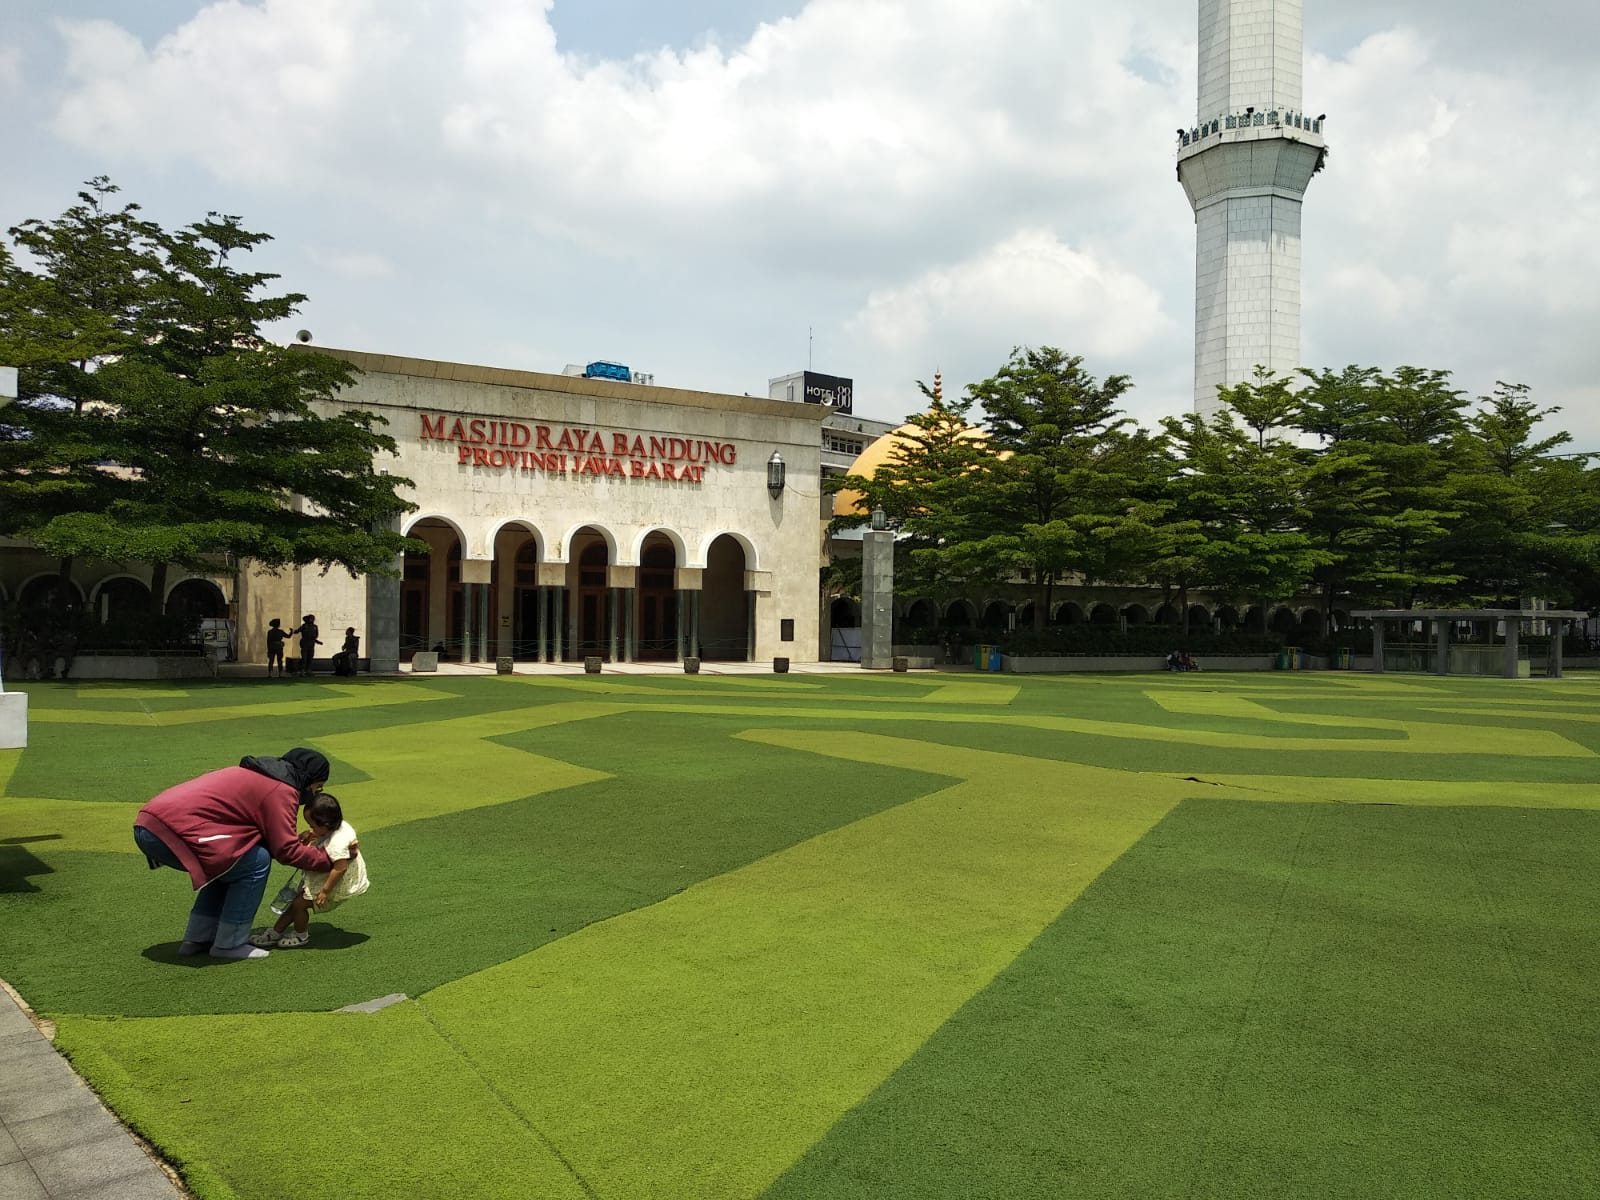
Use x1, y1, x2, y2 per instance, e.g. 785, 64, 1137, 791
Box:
420, 414, 737, 484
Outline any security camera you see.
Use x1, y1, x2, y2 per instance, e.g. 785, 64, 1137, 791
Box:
295, 329, 313, 343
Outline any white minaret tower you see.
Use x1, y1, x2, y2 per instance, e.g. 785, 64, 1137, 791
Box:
1177, 0, 1327, 417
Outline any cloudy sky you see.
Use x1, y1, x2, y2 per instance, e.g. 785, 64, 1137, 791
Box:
4, 0, 1597, 444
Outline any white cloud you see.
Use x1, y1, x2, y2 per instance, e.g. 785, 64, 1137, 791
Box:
20, 0, 1600, 442
851, 230, 1172, 359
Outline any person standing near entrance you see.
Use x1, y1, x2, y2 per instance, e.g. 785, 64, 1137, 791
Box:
296, 614, 320, 676
266, 619, 288, 677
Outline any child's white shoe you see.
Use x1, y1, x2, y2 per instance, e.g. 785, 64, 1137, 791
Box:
249, 929, 283, 947
277, 930, 310, 948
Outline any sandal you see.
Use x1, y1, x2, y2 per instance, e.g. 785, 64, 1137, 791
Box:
249, 929, 283, 947
277, 930, 310, 948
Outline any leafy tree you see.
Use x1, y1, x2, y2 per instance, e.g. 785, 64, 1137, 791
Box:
1290, 365, 1468, 611
1444, 383, 1599, 607
0, 179, 165, 610
0, 182, 418, 616
1162, 404, 1327, 633
964, 347, 1164, 628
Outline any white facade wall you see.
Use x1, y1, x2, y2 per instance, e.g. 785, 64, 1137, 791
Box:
294, 350, 827, 664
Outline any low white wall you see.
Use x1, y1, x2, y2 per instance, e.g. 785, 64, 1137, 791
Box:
0, 691, 26, 749
70, 656, 216, 680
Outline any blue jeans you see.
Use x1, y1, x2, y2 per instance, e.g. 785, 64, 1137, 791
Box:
134, 826, 271, 950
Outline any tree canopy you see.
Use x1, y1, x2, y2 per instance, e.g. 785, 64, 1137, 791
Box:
0, 179, 417, 615
833, 347, 1600, 639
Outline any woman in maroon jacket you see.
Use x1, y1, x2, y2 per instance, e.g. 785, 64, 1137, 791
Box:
133, 748, 343, 960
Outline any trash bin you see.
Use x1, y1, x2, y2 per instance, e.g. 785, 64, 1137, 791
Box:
975, 644, 991, 670
1276, 648, 1291, 670
987, 649, 1002, 672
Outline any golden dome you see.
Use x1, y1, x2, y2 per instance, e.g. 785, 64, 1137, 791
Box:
831, 419, 989, 519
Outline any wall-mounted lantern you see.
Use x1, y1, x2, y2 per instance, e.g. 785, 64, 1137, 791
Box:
870, 506, 888, 531
767, 451, 786, 498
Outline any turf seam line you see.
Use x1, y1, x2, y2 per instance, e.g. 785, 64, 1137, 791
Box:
413, 995, 603, 1200
1450, 809, 1544, 1044
1181, 800, 1317, 1199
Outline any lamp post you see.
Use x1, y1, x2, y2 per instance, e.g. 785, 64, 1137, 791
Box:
767, 451, 786, 498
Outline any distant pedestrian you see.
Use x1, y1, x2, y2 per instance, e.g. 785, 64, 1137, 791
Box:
332, 627, 360, 676
296, 615, 320, 676
266, 619, 287, 677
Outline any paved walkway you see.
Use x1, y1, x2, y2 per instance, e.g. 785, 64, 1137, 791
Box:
0, 983, 186, 1200
220, 657, 935, 680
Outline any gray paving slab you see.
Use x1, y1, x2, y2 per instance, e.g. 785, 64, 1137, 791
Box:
0, 1122, 24, 1166
10, 1106, 127, 1158
57, 1170, 190, 1200
28, 1132, 156, 1195
0, 981, 185, 1199
0, 1159, 48, 1199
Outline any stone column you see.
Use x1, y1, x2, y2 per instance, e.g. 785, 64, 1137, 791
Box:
462, 559, 493, 663
1504, 619, 1521, 678
1434, 617, 1449, 676
1371, 617, 1385, 673
476, 582, 490, 663
459, 583, 475, 662
1550, 618, 1565, 678
861, 528, 895, 669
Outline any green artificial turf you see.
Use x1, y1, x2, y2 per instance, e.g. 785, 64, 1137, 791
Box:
762, 798, 1600, 1199
4, 671, 1600, 1199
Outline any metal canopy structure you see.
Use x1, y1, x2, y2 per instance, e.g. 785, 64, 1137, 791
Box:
1351, 608, 1588, 678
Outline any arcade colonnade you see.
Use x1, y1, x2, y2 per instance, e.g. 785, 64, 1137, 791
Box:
397, 517, 766, 664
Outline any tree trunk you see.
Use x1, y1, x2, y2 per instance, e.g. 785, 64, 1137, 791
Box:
53, 557, 75, 616
149, 563, 169, 617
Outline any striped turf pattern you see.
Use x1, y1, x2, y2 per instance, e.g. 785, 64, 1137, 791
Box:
4, 672, 1600, 1199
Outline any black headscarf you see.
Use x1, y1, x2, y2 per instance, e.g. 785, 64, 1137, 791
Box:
239, 747, 331, 802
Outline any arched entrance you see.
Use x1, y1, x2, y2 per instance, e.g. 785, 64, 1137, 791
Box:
165, 578, 225, 621
400, 520, 462, 660
95, 577, 152, 622
575, 540, 610, 657
635, 537, 679, 661
19, 575, 83, 616
701, 535, 750, 661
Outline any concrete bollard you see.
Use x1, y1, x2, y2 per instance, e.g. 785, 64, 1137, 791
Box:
683, 657, 700, 674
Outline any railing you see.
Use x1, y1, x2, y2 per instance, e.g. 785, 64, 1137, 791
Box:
1178, 109, 1325, 150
